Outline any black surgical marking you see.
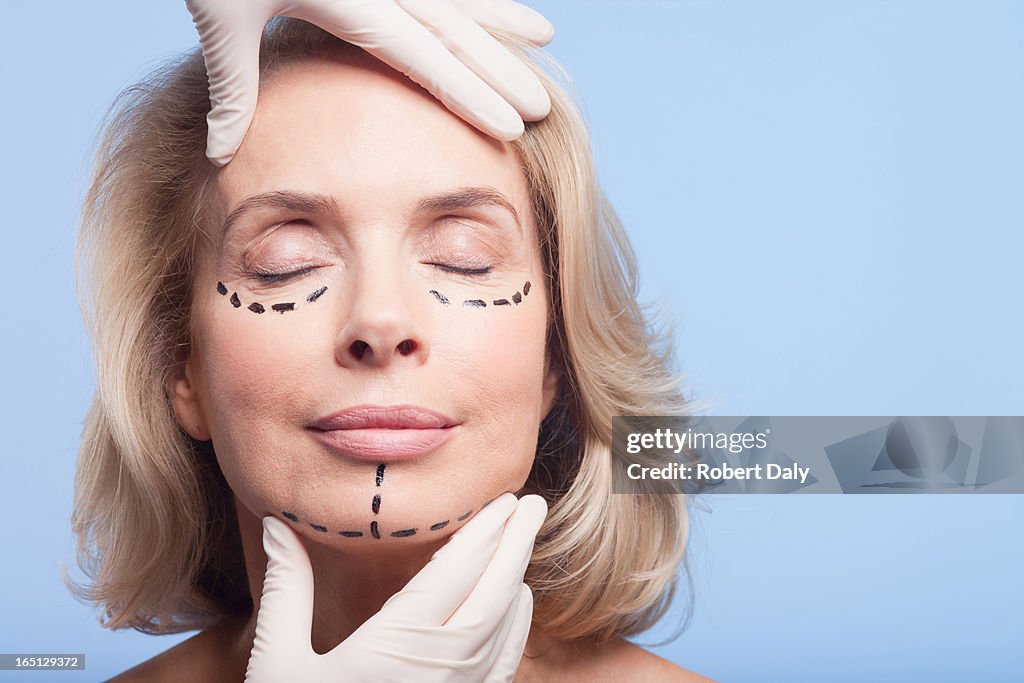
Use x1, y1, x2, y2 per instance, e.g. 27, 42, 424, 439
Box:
219, 280, 330, 313
457, 510, 472, 521
359, 460, 469, 541
282, 511, 299, 522
309, 523, 328, 533
433, 280, 532, 311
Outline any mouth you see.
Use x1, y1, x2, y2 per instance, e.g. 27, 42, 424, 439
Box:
308, 404, 459, 462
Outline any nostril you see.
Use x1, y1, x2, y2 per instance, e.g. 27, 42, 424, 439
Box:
397, 339, 416, 356
350, 340, 370, 360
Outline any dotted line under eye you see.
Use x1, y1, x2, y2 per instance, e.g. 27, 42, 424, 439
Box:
217, 281, 328, 314
429, 280, 531, 309
221, 280, 529, 315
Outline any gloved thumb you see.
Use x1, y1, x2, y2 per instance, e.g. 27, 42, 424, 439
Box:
252, 516, 315, 653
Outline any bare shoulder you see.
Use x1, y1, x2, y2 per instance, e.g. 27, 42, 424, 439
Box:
520, 634, 716, 683
603, 639, 716, 682
579, 638, 715, 683
105, 632, 205, 683
105, 617, 248, 683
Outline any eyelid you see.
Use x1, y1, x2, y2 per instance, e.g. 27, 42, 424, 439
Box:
250, 265, 319, 284
427, 214, 518, 244
239, 228, 337, 273
429, 262, 493, 277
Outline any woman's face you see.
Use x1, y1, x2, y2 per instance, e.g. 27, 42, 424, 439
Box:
172, 51, 558, 551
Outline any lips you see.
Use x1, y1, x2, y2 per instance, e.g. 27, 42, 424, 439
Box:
308, 404, 458, 461
310, 404, 456, 430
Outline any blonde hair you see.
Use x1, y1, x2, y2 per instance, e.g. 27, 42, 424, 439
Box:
70, 18, 696, 643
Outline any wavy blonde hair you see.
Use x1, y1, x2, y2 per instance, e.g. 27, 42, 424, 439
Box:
69, 18, 695, 643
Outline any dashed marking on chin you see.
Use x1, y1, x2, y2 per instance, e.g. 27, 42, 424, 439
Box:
391, 528, 417, 537
277, 482, 475, 540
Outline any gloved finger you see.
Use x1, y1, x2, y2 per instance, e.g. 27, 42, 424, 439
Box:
186, 1, 271, 165
469, 577, 526, 681
448, 0, 555, 47
395, 0, 551, 120
251, 516, 315, 653
288, 0, 526, 140
483, 584, 535, 683
369, 493, 518, 625
445, 494, 546, 633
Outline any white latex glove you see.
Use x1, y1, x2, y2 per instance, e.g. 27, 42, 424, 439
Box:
244, 492, 548, 683
184, 0, 555, 165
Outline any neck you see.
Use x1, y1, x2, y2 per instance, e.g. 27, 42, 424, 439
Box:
225, 496, 560, 678
235, 496, 451, 652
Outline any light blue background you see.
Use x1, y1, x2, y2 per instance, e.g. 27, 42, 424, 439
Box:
1, 1, 1021, 681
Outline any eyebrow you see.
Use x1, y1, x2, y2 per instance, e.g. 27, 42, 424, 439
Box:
221, 191, 340, 247
220, 186, 521, 245
413, 187, 521, 228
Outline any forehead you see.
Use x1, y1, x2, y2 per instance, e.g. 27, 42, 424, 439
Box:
213, 52, 530, 223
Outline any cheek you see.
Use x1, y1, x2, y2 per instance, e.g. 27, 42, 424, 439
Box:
434, 283, 547, 399
195, 287, 328, 434
432, 290, 549, 486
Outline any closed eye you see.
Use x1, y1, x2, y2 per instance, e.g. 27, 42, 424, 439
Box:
251, 265, 319, 283
430, 263, 493, 276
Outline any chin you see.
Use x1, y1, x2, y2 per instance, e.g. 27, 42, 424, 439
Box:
259, 481, 497, 552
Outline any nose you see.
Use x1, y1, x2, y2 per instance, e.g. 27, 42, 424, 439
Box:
335, 267, 428, 370
346, 336, 419, 365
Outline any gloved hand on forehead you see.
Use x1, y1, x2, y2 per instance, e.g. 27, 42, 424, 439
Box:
185, 0, 556, 166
